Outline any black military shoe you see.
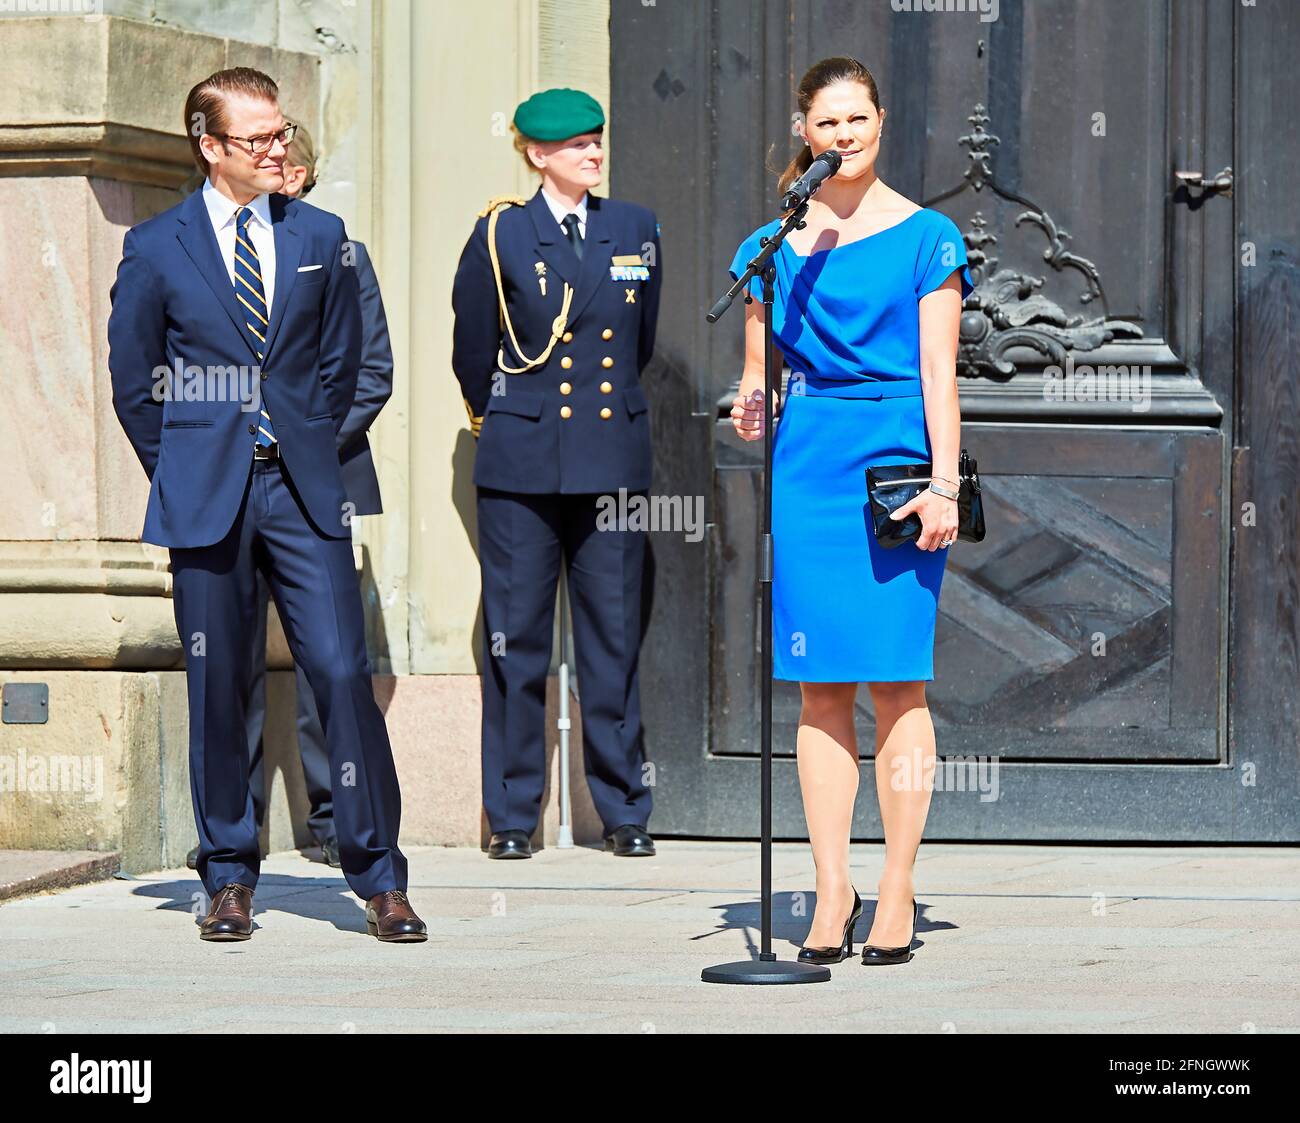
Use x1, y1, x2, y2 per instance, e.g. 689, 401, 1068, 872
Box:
321, 837, 342, 868
488, 829, 533, 859
185, 845, 199, 870
604, 824, 656, 857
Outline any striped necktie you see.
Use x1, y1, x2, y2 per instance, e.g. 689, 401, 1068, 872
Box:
233, 206, 275, 447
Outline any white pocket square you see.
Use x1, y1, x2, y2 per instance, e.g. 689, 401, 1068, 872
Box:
297, 264, 323, 272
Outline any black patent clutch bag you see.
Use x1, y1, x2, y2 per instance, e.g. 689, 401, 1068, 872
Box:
865, 448, 986, 549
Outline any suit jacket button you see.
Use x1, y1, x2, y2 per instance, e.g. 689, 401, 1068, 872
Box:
560, 356, 573, 369
602, 328, 613, 340
600, 381, 613, 394
562, 331, 574, 343
560, 381, 573, 395
247, 423, 256, 434
560, 405, 572, 419
260, 371, 269, 380
600, 407, 613, 420
601, 356, 614, 368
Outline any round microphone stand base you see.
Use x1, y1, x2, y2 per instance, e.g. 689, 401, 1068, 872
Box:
701, 958, 832, 985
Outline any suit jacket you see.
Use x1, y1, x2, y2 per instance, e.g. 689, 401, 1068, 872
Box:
107, 187, 362, 549
335, 240, 392, 516
451, 189, 662, 494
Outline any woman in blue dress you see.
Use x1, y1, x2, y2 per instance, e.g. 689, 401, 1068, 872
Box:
729, 57, 973, 966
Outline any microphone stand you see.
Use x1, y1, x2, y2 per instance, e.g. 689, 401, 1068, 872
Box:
701, 196, 831, 985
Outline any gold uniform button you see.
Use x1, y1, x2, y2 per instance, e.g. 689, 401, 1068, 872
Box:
560, 382, 572, 395
560, 356, 573, 370
600, 381, 613, 394
560, 405, 572, 419
562, 332, 573, 343
600, 407, 613, 420
601, 356, 614, 368
601, 328, 613, 340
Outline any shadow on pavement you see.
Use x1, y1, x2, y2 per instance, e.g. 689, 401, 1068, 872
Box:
129, 873, 370, 935
702, 892, 953, 954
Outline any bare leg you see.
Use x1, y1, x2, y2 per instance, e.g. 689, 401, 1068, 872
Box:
864, 680, 935, 947
796, 680, 861, 946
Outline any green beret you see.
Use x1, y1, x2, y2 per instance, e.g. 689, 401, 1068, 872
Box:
513, 88, 605, 141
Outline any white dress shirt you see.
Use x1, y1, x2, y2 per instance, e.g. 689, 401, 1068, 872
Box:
540, 186, 589, 240
202, 178, 276, 312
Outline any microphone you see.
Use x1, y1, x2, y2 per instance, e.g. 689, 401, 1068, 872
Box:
780, 149, 843, 210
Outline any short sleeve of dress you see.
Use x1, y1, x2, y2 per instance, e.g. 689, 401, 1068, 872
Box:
915, 213, 974, 302
728, 225, 770, 301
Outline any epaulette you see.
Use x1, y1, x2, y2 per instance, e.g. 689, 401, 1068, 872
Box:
477, 194, 528, 218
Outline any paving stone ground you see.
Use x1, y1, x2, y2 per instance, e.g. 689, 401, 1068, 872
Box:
1, 841, 1296, 1033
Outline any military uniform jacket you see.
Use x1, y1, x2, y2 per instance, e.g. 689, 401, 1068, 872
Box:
451, 188, 662, 494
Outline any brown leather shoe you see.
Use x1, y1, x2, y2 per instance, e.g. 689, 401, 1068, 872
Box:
365, 889, 427, 942
199, 883, 254, 941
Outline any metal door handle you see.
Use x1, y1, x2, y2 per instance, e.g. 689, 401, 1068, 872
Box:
1174, 166, 1233, 196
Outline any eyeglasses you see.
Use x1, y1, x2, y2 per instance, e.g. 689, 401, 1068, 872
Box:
214, 122, 297, 156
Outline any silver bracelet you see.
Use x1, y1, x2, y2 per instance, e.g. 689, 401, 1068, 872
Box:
928, 481, 960, 501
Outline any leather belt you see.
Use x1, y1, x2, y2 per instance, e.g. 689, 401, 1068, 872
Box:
253, 442, 280, 460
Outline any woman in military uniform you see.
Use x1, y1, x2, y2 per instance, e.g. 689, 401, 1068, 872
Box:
452, 87, 662, 859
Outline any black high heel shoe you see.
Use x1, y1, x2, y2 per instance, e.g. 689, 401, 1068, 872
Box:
797, 887, 863, 964
860, 898, 918, 966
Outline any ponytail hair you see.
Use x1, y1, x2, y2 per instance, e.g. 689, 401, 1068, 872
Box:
775, 56, 881, 202
775, 145, 816, 204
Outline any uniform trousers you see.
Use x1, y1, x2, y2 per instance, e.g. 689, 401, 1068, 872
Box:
477, 487, 652, 835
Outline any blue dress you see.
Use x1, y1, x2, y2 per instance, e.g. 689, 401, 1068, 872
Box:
728, 208, 974, 682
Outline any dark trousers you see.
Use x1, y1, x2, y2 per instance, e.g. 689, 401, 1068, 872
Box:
245, 572, 336, 848
477, 487, 652, 836
171, 458, 405, 900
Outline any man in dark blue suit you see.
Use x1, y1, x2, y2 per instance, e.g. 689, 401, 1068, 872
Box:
108, 67, 424, 942
183, 123, 395, 871
452, 88, 661, 859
